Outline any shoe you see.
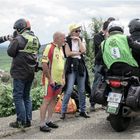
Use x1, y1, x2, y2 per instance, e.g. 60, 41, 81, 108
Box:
25, 121, 31, 127
9, 121, 25, 128
106, 115, 110, 121
90, 106, 95, 112
101, 105, 106, 110
60, 113, 65, 119
79, 112, 90, 118
40, 125, 51, 132
46, 122, 59, 128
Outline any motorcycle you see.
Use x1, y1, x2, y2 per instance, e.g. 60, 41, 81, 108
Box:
105, 76, 140, 132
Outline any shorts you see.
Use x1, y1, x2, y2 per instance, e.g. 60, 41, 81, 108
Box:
44, 83, 62, 100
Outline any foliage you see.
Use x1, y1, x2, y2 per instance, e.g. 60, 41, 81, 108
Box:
0, 47, 11, 72
89, 17, 103, 36
0, 81, 44, 117
82, 17, 103, 84
31, 86, 44, 111
0, 83, 15, 117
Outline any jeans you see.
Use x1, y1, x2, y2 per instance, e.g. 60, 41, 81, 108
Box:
90, 64, 103, 107
61, 70, 86, 113
13, 79, 33, 124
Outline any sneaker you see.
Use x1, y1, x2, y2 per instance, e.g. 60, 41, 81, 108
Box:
60, 113, 65, 120
40, 125, 51, 132
9, 121, 25, 128
101, 105, 106, 110
46, 122, 59, 128
25, 121, 31, 127
79, 112, 90, 118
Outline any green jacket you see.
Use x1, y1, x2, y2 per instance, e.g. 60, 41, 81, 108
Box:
101, 33, 138, 69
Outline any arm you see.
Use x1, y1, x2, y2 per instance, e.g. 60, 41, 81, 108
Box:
93, 33, 104, 56
61, 63, 66, 87
127, 36, 140, 51
7, 39, 19, 57
95, 49, 103, 63
65, 43, 81, 57
78, 38, 86, 53
42, 62, 54, 84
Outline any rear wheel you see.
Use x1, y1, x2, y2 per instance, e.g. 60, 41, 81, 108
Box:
109, 114, 131, 132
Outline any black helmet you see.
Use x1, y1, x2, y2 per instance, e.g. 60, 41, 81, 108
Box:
108, 20, 124, 33
13, 18, 31, 33
128, 18, 140, 34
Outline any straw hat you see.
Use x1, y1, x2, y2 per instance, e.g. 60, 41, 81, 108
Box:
69, 23, 81, 33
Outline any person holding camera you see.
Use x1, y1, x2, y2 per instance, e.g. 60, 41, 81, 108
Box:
7, 18, 40, 128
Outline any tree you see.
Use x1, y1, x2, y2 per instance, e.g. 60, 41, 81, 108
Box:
82, 17, 103, 84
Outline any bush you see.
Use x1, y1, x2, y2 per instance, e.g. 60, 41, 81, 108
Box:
0, 83, 15, 117
31, 86, 44, 111
0, 82, 44, 117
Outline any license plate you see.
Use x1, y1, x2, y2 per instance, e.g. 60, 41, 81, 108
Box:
107, 102, 119, 114
107, 92, 122, 103
107, 106, 118, 114
108, 102, 119, 107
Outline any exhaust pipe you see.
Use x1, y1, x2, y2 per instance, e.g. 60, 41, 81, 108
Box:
122, 106, 140, 117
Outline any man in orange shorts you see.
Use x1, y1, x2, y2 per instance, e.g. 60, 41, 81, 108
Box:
40, 32, 65, 132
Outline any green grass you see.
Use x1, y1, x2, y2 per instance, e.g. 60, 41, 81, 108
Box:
0, 47, 11, 72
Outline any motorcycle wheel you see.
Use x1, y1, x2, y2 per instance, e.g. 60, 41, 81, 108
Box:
109, 114, 131, 132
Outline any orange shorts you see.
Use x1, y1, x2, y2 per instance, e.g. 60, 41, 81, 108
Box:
44, 84, 62, 100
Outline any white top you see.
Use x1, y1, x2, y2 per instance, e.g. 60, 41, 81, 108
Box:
71, 38, 86, 59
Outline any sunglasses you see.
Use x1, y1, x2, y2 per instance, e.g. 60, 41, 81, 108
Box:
75, 29, 81, 33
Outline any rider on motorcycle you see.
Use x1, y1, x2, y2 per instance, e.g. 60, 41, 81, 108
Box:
96, 20, 140, 77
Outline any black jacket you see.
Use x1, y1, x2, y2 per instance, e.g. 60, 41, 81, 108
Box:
93, 31, 105, 65
7, 30, 40, 80
63, 36, 91, 96
130, 31, 140, 67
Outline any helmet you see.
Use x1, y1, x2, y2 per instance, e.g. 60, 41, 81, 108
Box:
108, 20, 124, 33
128, 18, 140, 34
13, 18, 31, 33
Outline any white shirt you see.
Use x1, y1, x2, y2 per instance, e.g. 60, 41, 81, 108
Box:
71, 38, 86, 59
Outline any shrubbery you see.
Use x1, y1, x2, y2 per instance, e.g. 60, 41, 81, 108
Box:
0, 82, 44, 117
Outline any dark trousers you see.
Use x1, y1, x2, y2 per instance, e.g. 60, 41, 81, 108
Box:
13, 79, 33, 124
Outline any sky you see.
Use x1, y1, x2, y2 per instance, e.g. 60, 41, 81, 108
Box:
0, 0, 140, 46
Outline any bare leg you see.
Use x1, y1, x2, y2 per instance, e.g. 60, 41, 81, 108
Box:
40, 99, 50, 126
46, 96, 57, 123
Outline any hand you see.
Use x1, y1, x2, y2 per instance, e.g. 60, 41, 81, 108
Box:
7, 35, 13, 41
48, 77, 55, 86
61, 78, 65, 87
71, 36, 80, 40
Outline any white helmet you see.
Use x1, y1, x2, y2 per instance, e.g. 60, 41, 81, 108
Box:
108, 20, 124, 33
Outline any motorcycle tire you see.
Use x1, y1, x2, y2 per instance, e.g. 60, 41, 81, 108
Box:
109, 114, 131, 132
